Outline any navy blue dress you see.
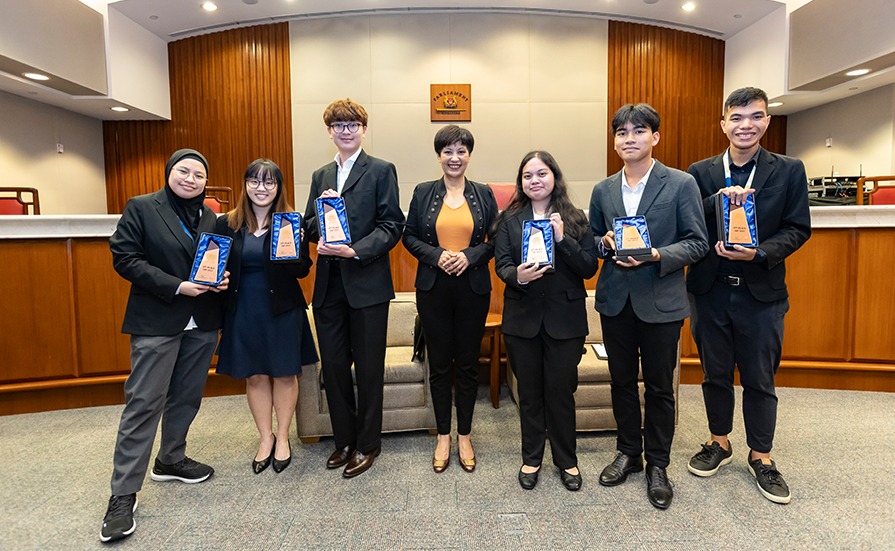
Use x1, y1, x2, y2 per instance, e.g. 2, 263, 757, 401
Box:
216, 232, 318, 379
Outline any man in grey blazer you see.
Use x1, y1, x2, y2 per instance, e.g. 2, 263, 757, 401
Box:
589, 104, 709, 509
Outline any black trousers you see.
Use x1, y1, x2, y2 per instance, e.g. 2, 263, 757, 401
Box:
314, 263, 389, 454
417, 270, 490, 435
600, 299, 682, 468
504, 327, 582, 470
689, 282, 788, 454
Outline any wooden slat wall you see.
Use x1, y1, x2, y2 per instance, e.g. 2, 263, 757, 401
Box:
103, 23, 294, 214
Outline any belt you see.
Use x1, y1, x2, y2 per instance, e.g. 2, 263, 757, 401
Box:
717, 274, 743, 287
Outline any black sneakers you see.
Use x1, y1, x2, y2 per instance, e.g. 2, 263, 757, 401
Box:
748, 454, 791, 504
687, 441, 734, 477
99, 494, 137, 543
150, 456, 214, 484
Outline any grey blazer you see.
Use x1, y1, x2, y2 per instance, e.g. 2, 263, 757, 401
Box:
589, 160, 709, 324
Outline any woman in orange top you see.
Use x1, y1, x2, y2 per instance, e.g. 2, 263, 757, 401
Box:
403, 126, 499, 473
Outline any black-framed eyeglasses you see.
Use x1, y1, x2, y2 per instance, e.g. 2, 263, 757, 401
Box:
330, 122, 362, 134
246, 179, 277, 190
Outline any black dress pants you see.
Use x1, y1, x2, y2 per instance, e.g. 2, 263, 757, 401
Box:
505, 326, 582, 470
417, 270, 490, 435
600, 299, 682, 468
689, 282, 788, 454
313, 262, 389, 454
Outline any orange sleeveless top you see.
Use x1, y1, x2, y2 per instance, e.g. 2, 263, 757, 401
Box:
436, 201, 473, 252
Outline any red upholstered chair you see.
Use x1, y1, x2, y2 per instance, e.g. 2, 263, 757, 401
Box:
0, 187, 40, 215
487, 183, 516, 210
858, 176, 895, 205
203, 186, 232, 213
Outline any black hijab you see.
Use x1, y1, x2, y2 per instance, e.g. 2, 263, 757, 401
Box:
164, 149, 209, 238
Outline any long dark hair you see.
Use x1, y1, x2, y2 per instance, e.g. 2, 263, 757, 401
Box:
493, 151, 588, 240
228, 159, 293, 232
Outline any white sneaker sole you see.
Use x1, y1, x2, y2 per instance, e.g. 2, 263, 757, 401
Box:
99, 497, 138, 542
687, 453, 733, 477
150, 471, 212, 483
748, 463, 791, 504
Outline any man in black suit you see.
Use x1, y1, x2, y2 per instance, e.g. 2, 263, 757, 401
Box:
590, 104, 709, 509
303, 99, 404, 478
685, 87, 811, 504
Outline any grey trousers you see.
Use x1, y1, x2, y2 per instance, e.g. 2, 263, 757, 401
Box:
110, 329, 218, 496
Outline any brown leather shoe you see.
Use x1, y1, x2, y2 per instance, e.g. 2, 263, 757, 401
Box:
326, 445, 355, 469
433, 455, 450, 473
460, 455, 476, 473
342, 447, 381, 478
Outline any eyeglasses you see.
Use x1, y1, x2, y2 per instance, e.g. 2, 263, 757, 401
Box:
246, 179, 277, 190
175, 167, 206, 183
330, 122, 363, 134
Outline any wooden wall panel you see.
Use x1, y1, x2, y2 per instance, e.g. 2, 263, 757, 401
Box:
853, 229, 895, 361
103, 23, 294, 214
0, 240, 77, 383
761, 114, 787, 155
607, 22, 727, 174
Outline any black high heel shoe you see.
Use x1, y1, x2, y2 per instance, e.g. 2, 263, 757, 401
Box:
272, 439, 292, 473
253, 436, 276, 474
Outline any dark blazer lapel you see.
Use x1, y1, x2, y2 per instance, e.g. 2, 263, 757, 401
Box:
340, 150, 369, 194
636, 161, 667, 215
155, 190, 194, 255
608, 171, 627, 218
750, 147, 777, 196
322, 163, 338, 193
709, 154, 726, 193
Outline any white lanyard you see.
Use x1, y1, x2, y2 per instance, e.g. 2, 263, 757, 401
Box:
723, 150, 757, 189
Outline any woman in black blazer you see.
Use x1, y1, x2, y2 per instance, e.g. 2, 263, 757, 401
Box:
403, 126, 498, 473
215, 159, 318, 474
494, 151, 598, 491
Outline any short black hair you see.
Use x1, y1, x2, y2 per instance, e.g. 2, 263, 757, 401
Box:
723, 87, 769, 115
434, 125, 475, 154
611, 103, 660, 134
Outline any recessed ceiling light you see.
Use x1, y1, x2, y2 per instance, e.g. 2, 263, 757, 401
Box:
846, 69, 870, 76
202, 2, 217, 11
111, 107, 129, 112
768, 102, 783, 108
23, 73, 49, 81
149, 15, 158, 20
643, 0, 659, 4
733, 14, 742, 19
682, 3, 696, 11
849, 87, 859, 91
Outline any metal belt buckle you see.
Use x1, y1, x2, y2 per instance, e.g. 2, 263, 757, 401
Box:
725, 275, 742, 286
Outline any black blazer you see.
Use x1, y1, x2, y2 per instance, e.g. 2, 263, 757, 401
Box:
402, 178, 498, 295
110, 188, 222, 336
686, 148, 812, 302
214, 214, 312, 317
589, 160, 710, 324
495, 206, 598, 340
302, 149, 405, 309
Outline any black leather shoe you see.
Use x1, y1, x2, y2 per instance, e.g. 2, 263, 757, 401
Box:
343, 447, 380, 478
272, 440, 292, 473
327, 445, 355, 469
645, 464, 673, 509
518, 466, 540, 490
599, 452, 644, 486
252, 437, 275, 474
560, 469, 582, 491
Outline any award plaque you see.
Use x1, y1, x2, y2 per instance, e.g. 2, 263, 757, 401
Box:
189, 233, 232, 286
316, 197, 351, 245
521, 219, 554, 270
715, 193, 758, 249
271, 212, 302, 261
613, 216, 653, 261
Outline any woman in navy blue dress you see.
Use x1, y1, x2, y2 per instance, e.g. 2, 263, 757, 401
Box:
215, 159, 318, 474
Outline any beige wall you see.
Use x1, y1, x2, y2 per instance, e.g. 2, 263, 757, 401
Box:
786, 84, 895, 178
290, 13, 609, 210
0, 90, 106, 214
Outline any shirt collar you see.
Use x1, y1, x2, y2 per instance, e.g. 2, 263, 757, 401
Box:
621, 159, 655, 190
727, 146, 761, 170
334, 147, 362, 169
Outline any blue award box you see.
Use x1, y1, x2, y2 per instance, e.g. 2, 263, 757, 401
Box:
271, 212, 303, 260
716, 193, 758, 249
189, 233, 231, 286
316, 197, 351, 245
613, 215, 653, 261
521, 219, 554, 269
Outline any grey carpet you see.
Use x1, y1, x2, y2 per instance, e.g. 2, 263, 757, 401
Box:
2, 384, 893, 551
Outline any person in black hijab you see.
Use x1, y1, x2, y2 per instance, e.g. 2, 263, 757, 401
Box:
101, 149, 228, 543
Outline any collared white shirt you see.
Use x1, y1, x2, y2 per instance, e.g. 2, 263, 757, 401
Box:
335, 148, 362, 194
621, 159, 655, 217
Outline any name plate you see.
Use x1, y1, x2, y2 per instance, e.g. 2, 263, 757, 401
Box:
316, 197, 351, 245
522, 219, 554, 269
189, 233, 232, 286
271, 212, 302, 261
716, 194, 758, 249
613, 215, 653, 260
